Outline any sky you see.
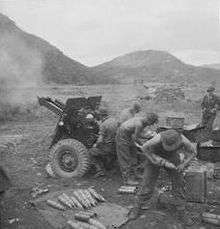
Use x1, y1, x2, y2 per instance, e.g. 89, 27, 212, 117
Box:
1, 0, 220, 66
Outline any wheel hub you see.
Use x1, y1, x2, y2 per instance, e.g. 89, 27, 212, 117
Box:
58, 150, 78, 172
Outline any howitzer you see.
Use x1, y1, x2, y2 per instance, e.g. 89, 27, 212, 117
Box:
38, 95, 103, 178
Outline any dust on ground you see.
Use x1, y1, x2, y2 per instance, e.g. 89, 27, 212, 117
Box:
0, 83, 218, 229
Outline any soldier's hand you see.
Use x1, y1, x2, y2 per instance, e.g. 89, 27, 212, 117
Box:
164, 161, 177, 170
177, 163, 185, 172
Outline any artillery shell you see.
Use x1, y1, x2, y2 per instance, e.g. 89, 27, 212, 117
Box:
88, 188, 106, 202
202, 212, 220, 220
88, 188, 99, 200
202, 217, 220, 226
62, 193, 76, 208
58, 195, 72, 209
79, 189, 91, 208
120, 186, 137, 190
79, 211, 97, 218
73, 190, 88, 208
118, 189, 136, 194
75, 213, 90, 222
70, 196, 84, 209
77, 222, 99, 229
46, 200, 66, 211
118, 186, 137, 194
84, 189, 97, 206
89, 219, 106, 229
67, 220, 84, 229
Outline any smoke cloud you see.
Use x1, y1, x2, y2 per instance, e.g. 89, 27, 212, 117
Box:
0, 32, 44, 105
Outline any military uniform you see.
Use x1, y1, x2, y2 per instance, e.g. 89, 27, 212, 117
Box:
116, 117, 147, 183
129, 130, 196, 225
201, 93, 219, 131
118, 108, 135, 125
90, 117, 119, 174
138, 134, 196, 209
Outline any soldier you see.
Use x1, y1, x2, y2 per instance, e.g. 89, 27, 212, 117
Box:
90, 117, 119, 177
128, 129, 197, 226
118, 101, 142, 125
201, 86, 219, 132
116, 113, 159, 185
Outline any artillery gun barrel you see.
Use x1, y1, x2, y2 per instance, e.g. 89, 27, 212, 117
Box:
38, 97, 64, 116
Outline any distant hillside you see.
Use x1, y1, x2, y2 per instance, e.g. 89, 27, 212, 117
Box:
0, 13, 112, 85
92, 50, 220, 84
202, 63, 220, 70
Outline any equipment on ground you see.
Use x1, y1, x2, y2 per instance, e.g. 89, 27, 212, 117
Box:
38, 96, 103, 178
156, 116, 205, 143
197, 129, 220, 162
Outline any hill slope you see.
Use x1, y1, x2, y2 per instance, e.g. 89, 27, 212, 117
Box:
0, 13, 111, 85
92, 50, 220, 84
202, 63, 220, 70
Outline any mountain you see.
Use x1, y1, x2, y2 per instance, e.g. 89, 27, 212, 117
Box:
201, 63, 220, 70
0, 13, 112, 85
1, 13, 219, 86
92, 50, 220, 84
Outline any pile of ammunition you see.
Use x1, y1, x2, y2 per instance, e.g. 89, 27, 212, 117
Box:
46, 188, 106, 211
67, 211, 106, 229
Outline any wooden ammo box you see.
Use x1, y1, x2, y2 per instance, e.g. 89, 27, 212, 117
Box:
184, 167, 207, 203
166, 116, 184, 129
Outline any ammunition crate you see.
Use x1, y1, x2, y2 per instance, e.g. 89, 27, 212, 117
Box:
166, 116, 184, 129
184, 167, 207, 203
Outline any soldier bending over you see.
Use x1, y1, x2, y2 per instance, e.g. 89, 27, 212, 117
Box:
116, 113, 159, 185
129, 129, 197, 226
90, 117, 119, 177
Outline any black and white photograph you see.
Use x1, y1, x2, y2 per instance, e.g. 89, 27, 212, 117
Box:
0, 0, 220, 228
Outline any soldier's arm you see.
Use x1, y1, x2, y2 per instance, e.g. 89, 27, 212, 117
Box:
201, 96, 206, 109
141, 135, 176, 169
96, 124, 105, 144
132, 123, 143, 143
179, 135, 197, 168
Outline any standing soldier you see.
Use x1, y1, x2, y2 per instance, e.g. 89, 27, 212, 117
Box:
201, 86, 219, 132
128, 129, 197, 226
116, 113, 159, 185
118, 101, 142, 125
90, 117, 119, 177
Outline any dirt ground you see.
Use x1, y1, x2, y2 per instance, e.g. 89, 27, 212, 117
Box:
0, 84, 219, 229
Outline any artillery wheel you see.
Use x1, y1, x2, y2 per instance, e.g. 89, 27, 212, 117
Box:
50, 139, 90, 178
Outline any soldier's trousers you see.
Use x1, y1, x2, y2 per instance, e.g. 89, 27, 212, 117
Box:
201, 113, 216, 132
137, 158, 186, 210
90, 142, 116, 170
116, 129, 138, 179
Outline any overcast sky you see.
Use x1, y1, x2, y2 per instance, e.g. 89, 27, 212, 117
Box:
1, 0, 220, 66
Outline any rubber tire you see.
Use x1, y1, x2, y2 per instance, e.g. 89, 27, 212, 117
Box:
50, 139, 90, 178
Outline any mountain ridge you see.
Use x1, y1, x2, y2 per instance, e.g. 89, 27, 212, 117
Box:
1, 13, 220, 86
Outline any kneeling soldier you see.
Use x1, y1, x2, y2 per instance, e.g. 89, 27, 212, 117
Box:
129, 129, 197, 226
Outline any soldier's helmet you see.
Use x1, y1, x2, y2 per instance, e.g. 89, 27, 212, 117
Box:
207, 86, 215, 92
